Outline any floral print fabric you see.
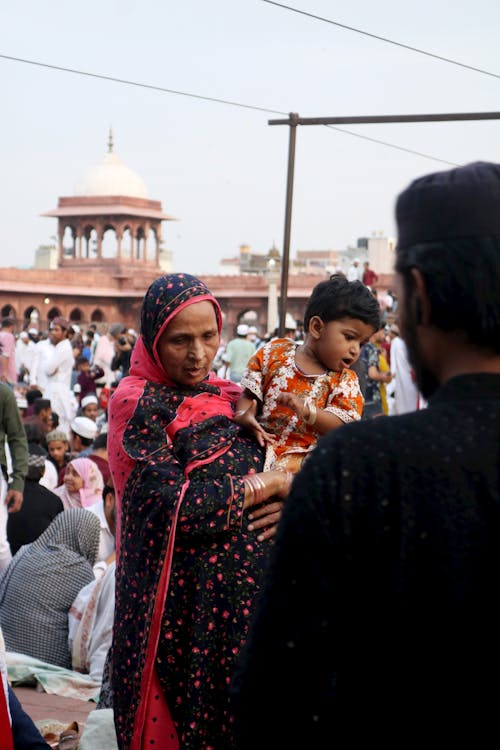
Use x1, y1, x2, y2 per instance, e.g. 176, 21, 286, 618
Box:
108, 273, 267, 750
241, 338, 363, 471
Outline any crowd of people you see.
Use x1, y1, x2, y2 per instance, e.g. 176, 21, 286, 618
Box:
0, 160, 498, 749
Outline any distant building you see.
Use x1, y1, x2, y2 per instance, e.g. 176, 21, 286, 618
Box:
292, 249, 339, 275
34, 244, 58, 270
219, 243, 281, 275
40, 129, 175, 275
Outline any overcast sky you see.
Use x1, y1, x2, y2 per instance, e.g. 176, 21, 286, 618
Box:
1, 0, 499, 273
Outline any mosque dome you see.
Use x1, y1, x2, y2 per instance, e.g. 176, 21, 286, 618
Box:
74, 131, 148, 199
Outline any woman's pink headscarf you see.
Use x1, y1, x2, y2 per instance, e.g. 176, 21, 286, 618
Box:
54, 457, 104, 510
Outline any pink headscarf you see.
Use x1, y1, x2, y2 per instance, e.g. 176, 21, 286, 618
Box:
54, 457, 104, 510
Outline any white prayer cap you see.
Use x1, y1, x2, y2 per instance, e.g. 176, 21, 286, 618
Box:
81, 394, 99, 409
70, 416, 98, 440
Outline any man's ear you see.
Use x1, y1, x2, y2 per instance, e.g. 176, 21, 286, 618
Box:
410, 269, 430, 325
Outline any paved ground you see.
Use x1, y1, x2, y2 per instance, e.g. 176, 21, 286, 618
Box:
13, 685, 96, 729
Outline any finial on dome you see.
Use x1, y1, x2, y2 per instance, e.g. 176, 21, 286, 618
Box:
107, 127, 114, 153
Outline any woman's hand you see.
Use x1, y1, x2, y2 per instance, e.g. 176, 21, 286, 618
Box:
244, 469, 293, 541
248, 500, 284, 541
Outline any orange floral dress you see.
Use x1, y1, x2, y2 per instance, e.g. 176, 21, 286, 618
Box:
241, 338, 364, 473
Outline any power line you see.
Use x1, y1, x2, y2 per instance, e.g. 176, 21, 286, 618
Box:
0, 53, 288, 116
0, 52, 473, 167
325, 125, 460, 166
261, 0, 500, 80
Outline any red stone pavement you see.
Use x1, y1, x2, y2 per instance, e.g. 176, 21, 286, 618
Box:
13, 685, 96, 728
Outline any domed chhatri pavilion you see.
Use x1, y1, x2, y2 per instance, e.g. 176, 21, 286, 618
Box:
41, 130, 173, 272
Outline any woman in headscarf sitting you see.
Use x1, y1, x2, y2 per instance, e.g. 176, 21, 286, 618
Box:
53, 457, 104, 509
107, 273, 292, 750
0, 508, 101, 669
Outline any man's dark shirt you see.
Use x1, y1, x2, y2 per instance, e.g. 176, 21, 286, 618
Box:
232, 374, 500, 747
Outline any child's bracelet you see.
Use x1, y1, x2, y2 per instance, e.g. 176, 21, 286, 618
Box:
304, 402, 317, 425
234, 409, 247, 418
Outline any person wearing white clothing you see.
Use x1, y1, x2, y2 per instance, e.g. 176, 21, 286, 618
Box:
44, 317, 75, 436
15, 331, 36, 383
390, 332, 419, 414
86, 485, 116, 573
29, 337, 55, 394
92, 326, 119, 388
346, 258, 362, 282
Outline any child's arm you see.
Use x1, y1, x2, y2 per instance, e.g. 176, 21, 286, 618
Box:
91, 365, 105, 381
233, 391, 275, 447
278, 392, 344, 436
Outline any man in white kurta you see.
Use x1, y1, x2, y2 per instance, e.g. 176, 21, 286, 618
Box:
390, 333, 419, 414
44, 317, 75, 436
29, 336, 55, 394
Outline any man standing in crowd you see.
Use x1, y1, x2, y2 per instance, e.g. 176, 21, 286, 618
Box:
362, 260, 378, 287
29, 332, 55, 395
223, 324, 255, 383
0, 383, 28, 573
15, 330, 35, 384
390, 323, 420, 414
346, 257, 362, 282
0, 318, 17, 387
232, 161, 500, 746
44, 317, 74, 436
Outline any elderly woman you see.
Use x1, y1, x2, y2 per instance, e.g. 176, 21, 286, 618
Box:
0, 508, 101, 669
108, 273, 292, 750
53, 456, 104, 509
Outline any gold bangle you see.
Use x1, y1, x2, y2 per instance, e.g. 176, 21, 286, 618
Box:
245, 473, 266, 504
244, 478, 255, 504
304, 401, 317, 425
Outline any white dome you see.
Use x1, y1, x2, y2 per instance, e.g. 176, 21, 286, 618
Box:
75, 150, 148, 199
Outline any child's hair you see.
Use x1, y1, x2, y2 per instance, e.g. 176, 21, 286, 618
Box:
75, 355, 89, 368
304, 273, 381, 331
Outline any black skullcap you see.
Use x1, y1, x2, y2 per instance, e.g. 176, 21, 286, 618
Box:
396, 161, 500, 250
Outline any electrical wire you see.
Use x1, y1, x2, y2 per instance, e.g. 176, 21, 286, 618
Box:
261, 0, 500, 80
325, 125, 460, 166
0, 52, 474, 167
0, 53, 288, 116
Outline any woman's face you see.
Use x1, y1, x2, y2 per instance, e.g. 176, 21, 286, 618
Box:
64, 463, 84, 493
157, 300, 219, 386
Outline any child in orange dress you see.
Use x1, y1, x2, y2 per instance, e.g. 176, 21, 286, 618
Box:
234, 274, 381, 472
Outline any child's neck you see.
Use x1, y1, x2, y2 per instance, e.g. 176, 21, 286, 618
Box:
295, 343, 329, 375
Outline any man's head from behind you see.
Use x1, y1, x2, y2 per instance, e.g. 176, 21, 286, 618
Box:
395, 161, 500, 397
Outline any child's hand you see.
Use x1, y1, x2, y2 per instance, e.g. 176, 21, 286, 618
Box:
233, 400, 275, 447
277, 392, 308, 419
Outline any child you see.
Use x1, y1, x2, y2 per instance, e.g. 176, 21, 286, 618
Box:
46, 428, 71, 486
74, 356, 104, 404
234, 274, 381, 472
